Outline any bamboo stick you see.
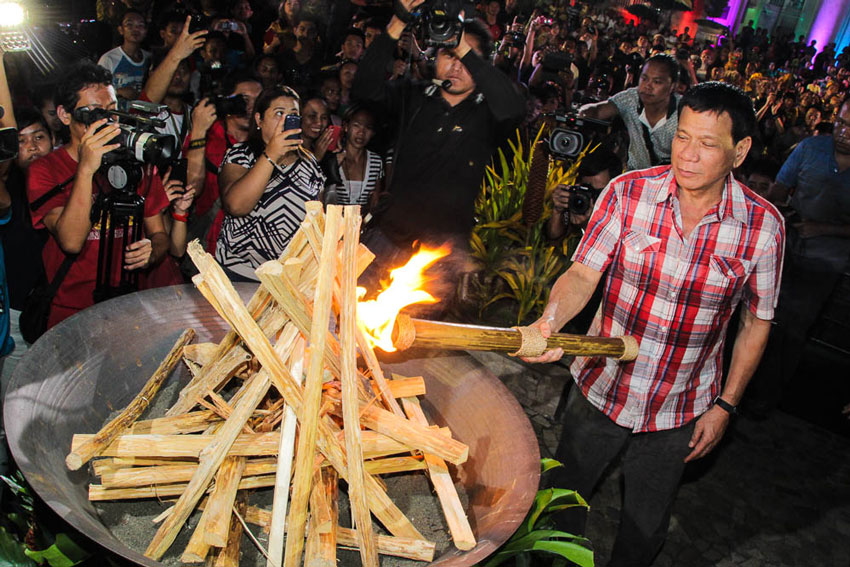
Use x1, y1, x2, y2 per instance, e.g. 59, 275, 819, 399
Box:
92, 456, 197, 477
65, 329, 196, 471
305, 468, 334, 567
339, 207, 378, 567
284, 204, 343, 567
210, 499, 245, 567
392, 314, 640, 361
167, 346, 253, 417
182, 501, 213, 563
144, 368, 271, 559
89, 473, 278, 501
187, 242, 422, 540
203, 456, 247, 547
402, 397, 476, 551
267, 337, 306, 567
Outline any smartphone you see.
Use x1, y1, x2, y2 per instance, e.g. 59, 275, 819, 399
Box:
326, 125, 342, 152
284, 114, 301, 140
171, 158, 188, 186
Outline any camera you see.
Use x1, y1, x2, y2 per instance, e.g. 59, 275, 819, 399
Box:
547, 112, 611, 160
565, 184, 598, 216
213, 93, 248, 117
199, 61, 229, 97
541, 51, 573, 73
412, 0, 466, 48
73, 106, 175, 174
0, 125, 17, 162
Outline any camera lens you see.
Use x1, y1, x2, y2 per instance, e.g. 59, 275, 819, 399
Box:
549, 128, 584, 158
568, 191, 590, 215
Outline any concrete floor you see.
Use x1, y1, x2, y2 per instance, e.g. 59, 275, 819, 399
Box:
469, 350, 850, 567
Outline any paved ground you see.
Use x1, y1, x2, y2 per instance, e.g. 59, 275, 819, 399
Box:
470, 350, 850, 567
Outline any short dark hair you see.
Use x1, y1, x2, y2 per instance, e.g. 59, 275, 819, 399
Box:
578, 147, 622, 180
461, 18, 493, 59
343, 27, 365, 44
120, 8, 147, 26
158, 10, 187, 31
15, 106, 50, 133
678, 81, 756, 143
54, 60, 113, 113
223, 71, 262, 96
644, 53, 679, 83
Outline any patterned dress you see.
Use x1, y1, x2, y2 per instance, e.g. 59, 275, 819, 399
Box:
216, 143, 324, 280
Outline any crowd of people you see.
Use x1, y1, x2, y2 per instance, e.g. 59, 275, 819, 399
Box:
0, 0, 847, 564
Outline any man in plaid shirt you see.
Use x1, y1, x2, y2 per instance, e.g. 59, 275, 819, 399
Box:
525, 82, 784, 566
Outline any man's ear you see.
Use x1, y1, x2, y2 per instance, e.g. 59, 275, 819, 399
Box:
733, 136, 752, 168
56, 104, 72, 127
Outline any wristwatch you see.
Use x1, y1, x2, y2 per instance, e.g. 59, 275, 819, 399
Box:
713, 396, 737, 415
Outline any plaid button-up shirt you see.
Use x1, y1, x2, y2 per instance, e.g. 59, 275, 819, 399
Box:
570, 166, 785, 432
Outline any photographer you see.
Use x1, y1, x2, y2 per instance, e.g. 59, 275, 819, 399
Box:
579, 53, 680, 171
352, 0, 524, 297
546, 148, 622, 242
184, 74, 262, 251
26, 61, 170, 329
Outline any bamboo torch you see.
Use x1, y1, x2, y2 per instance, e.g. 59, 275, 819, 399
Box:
390, 314, 639, 361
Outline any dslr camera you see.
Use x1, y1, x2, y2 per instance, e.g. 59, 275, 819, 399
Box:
73, 105, 176, 191
212, 93, 248, 117
564, 184, 599, 216
409, 0, 469, 48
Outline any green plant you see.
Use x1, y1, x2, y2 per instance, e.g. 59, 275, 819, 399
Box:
0, 472, 90, 566
464, 128, 595, 325
482, 459, 593, 567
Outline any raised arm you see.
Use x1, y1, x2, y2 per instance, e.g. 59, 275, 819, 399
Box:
456, 35, 525, 123
578, 100, 619, 121
143, 16, 206, 104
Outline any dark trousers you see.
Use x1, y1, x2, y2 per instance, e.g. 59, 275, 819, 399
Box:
548, 387, 696, 567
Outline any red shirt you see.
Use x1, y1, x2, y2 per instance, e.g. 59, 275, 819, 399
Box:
27, 147, 169, 328
570, 167, 785, 432
184, 120, 234, 216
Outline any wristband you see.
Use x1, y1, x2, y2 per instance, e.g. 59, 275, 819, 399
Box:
393, 0, 415, 24
713, 396, 737, 415
188, 138, 206, 150
171, 211, 189, 222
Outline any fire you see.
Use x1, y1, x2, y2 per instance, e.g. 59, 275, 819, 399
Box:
357, 246, 450, 352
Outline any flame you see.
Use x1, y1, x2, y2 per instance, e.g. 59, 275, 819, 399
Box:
357, 246, 451, 352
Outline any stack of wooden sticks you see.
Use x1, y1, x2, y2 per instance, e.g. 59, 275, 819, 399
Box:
65, 203, 475, 566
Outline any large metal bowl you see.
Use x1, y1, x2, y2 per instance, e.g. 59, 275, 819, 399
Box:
5, 285, 540, 566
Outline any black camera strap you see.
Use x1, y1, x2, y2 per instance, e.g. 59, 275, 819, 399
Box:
29, 175, 76, 212
393, 0, 416, 24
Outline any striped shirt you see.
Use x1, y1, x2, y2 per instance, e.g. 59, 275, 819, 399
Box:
333, 150, 383, 207
570, 166, 785, 432
216, 143, 324, 280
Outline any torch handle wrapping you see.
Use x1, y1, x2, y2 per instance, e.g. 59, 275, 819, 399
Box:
392, 316, 639, 361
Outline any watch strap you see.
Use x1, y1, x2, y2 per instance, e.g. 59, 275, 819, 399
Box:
713, 396, 737, 415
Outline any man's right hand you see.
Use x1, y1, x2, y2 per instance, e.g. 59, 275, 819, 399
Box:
389, 0, 426, 38
78, 119, 121, 177
552, 185, 570, 212
170, 15, 207, 61
519, 318, 564, 364
191, 98, 218, 136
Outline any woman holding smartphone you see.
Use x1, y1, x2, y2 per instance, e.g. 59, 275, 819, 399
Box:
216, 86, 324, 282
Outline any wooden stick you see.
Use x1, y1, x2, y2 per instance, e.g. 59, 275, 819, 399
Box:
167, 346, 253, 417
92, 457, 196, 476
183, 501, 213, 563
98, 458, 277, 489
392, 314, 640, 361
378, 376, 426, 401
188, 242, 422, 540
144, 368, 270, 559
305, 468, 335, 567
207, 499, 245, 567
267, 337, 305, 567
183, 342, 219, 366
65, 329, 196, 471
339, 207, 378, 567
73, 432, 280, 459
89, 474, 278, 501
284, 204, 342, 567
402, 397, 476, 551
203, 456, 247, 547
129, 411, 222, 435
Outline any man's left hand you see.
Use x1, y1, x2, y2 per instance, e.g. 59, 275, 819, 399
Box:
125, 238, 152, 270
684, 405, 730, 462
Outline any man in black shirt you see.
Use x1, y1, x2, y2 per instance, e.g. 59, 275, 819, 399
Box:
353, 0, 524, 301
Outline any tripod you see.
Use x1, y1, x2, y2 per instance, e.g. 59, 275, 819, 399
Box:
93, 162, 146, 303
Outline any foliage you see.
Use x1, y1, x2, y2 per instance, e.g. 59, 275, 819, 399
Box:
464, 127, 594, 325
481, 459, 593, 567
0, 472, 90, 567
